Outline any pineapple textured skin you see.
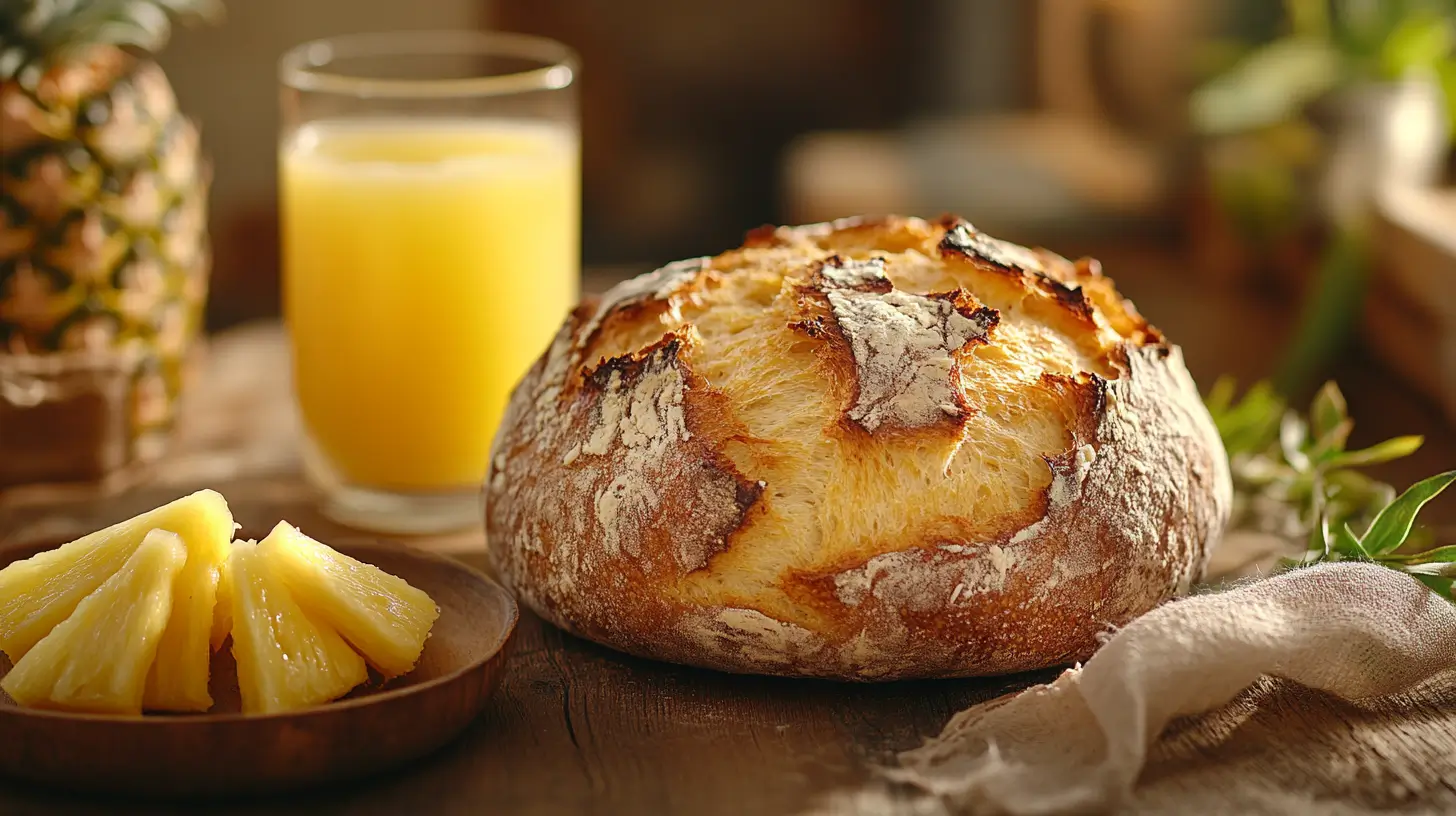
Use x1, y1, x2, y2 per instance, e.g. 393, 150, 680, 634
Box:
2, 530, 186, 715
0, 50, 210, 439
1, 0, 219, 484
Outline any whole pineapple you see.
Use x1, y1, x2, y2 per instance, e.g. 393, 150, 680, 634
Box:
0, 0, 219, 482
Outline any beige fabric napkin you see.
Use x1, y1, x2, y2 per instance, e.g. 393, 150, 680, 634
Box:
814, 561, 1456, 815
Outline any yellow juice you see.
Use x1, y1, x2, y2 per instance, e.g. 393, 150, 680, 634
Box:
282, 119, 578, 490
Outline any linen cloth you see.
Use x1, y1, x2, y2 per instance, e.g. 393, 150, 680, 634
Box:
815, 559, 1456, 815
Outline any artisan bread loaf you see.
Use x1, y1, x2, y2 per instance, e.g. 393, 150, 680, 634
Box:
485, 215, 1231, 680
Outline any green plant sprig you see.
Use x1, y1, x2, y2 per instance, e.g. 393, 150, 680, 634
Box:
1191, 0, 1456, 136
1207, 378, 1456, 596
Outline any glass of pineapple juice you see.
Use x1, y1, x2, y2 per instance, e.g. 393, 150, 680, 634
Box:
279, 32, 578, 534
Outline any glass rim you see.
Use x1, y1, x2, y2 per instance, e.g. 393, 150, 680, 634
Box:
279, 30, 578, 99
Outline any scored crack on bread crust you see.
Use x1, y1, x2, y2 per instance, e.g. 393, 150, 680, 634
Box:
485, 215, 1231, 680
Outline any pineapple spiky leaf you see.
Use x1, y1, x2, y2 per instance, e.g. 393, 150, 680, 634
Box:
0, 0, 222, 87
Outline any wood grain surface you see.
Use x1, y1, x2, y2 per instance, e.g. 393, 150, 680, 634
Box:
0, 595, 1045, 815
1, 255, 1453, 814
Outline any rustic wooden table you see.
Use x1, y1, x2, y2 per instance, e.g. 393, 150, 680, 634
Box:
2, 257, 1453, 815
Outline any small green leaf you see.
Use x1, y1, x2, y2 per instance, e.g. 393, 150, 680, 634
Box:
1379, 544, 1456, 565
1404, 561, 1456, 577
1359, 470, 1456, 556
1309, 507, 1332, 557
1211, 381, 1286, 455
1333, 521, 1368, 559
1312, 418, 1355, 462
1309, 381, 1354, 461
1279, 555, 1317, 571
1326, 435, 1424, 468
1310, 381, 1348, 441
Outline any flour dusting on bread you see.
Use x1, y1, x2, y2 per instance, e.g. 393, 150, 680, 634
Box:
828, 288, 994, 433
576, 346, 686, 557
833, 543, 1028, 613
819, 256, 891, 290
694, 607, 826, 668
486, 215, 1231, 681
815, 257, 997, 434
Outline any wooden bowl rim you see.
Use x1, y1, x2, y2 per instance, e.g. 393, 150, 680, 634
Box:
0, 540, 517, 726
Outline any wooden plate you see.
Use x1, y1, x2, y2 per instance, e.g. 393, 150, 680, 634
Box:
0, 540, 517, 798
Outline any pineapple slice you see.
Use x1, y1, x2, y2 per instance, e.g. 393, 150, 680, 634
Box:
229, 540, 367, 715
259, 522, 439, 678
2, 531, 187, 715
210, 552, 233, 651
0, 489, 233, 663
142, 532, 229, 712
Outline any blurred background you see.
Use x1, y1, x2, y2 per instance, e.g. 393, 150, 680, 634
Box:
174, 0, 1218, 322
1, 0, 1452, 558
163, 0, 1455, 434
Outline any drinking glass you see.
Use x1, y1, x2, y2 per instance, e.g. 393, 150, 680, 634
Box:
279, 31, 579, 533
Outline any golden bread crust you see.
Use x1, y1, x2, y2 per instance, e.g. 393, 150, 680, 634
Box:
486, 215, 1230, 680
